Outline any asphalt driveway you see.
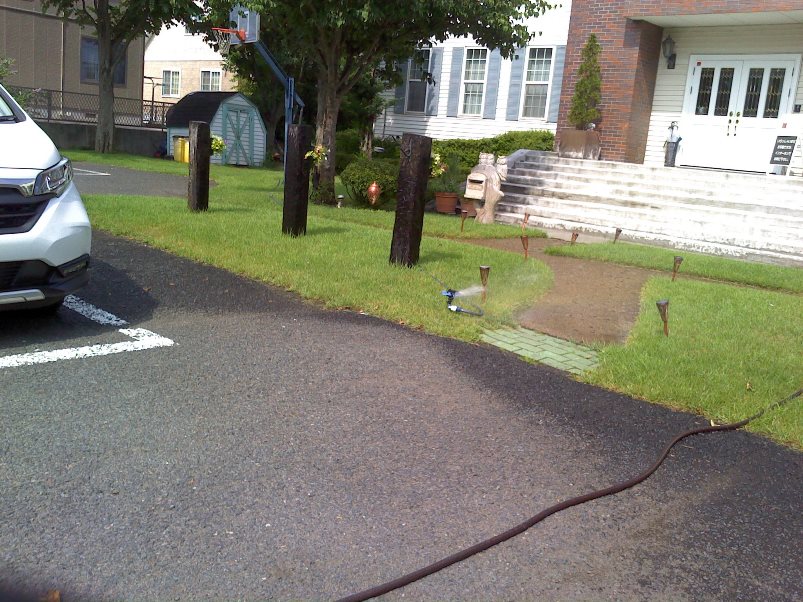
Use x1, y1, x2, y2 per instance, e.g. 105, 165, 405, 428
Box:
71, 162, 195, 197
0, 232, 801, 601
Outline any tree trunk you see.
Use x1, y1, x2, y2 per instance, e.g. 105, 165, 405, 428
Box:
360, 117, 374, 160
312, 68, 341, 205
95, 1, 115, 153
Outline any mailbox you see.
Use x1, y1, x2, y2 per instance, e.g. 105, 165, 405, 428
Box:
464, 173, 487, 200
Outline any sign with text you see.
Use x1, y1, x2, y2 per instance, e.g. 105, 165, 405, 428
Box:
770, 135, 797, 165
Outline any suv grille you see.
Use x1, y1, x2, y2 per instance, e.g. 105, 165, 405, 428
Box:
0, 262, 23, 289
0, 188, 50, 234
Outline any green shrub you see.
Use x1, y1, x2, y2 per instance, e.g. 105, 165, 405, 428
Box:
340, 157, 399, 209
335, 128, 362, 174
433, 130, 554, 173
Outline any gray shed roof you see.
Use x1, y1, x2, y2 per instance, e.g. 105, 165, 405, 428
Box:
165, 92, 240, 128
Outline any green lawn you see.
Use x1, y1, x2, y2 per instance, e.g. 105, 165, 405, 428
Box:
68, 151, 803, 447
589, 277, 802, 447
545, 241, 803, 293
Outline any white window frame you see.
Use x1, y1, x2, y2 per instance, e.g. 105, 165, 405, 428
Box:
459, 47, 489, 117
405, 49, 431, 113
200, 69, 222, 92
161, 69, 181, 97
520, 46, 555, 120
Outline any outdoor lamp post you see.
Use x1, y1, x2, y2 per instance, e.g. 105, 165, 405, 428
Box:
662, 35, 676, 69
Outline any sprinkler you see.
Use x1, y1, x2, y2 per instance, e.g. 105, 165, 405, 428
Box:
656, 299, 669, 336
441, 289, 483, 316
460, 210, 468, 233
520, 234, 529, 259
672, 256, 684, 281
614, 228, 622, 243
571, 232, 579, 245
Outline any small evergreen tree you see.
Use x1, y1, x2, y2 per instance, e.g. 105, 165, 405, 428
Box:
568, 33, 601, 129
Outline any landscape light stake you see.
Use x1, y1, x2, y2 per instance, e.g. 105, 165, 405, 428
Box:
614, 227, 622, 243
672, 256, 684, 281
480, 265, 490, 303
520, 234, 529, 259
460, 210, 468, 232
522, 213, 530, 232
571, 232, 579, 245
336, 194, 345, 208
656, 299, 669, 336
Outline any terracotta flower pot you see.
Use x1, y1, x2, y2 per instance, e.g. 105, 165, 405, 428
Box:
434, 192, 459, 214
460, 197, 476, 217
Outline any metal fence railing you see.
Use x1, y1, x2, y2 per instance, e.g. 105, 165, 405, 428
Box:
7, 86, 171, 129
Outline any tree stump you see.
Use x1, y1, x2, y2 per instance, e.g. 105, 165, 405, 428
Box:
283, 124, 313, 237
188, 121, 211, 212
390, 133, 432, 267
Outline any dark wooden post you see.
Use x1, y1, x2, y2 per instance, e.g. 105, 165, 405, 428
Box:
390, 133, 432, 266
282, 124, 313, 237
187, 120, 211, 212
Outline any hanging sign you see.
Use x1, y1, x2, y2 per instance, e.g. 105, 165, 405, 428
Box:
769, 135, 797, 165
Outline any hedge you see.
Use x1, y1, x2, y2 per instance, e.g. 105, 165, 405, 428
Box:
340, 157, 400, 209
433, 130, 554, 173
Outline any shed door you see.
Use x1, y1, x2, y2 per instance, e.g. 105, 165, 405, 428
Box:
225, 108, 253, 166
680, 55, 798, 171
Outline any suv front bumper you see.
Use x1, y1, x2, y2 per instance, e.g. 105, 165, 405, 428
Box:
0, 254, 89, 309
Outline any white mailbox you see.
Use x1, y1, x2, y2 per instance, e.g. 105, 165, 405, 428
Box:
464, 173, 487, 200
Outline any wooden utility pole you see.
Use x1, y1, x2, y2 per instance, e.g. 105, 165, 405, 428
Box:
390, 133, 432, 266
283, 124, 313, 236
187, 121, 211, 212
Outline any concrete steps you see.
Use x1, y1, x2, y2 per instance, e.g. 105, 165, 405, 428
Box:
500, 151, 803, 265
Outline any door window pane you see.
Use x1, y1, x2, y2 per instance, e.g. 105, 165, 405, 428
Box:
713, 68, 734, 116
695, 68, 714, 115
763, 68, 785, 118
742, 68, 764, 118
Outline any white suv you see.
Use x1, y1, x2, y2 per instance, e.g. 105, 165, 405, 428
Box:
0, 83, 91, 312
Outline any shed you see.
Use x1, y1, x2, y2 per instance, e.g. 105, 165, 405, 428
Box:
165, 91, 267, 166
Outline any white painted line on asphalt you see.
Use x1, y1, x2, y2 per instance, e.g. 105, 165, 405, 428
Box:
63, 295, 128, 326
0, 296, 174, 369
73, 168, 111, 176
0, 329, 174, 368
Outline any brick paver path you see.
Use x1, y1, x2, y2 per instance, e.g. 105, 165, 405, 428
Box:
481, 327, 599, 375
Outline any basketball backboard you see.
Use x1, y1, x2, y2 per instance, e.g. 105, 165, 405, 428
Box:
228, 4, 260, 45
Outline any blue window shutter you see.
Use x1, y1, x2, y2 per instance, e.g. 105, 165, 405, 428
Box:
483, 49, 502, 119
446, 48, 464, 118
547, 46, 566, 123
506, 47, 525, 121
394, 60, 409, 113
425, 48, 444, 116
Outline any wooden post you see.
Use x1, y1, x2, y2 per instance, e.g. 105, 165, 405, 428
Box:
282, 124, 313, 237
187, 121, 211, 212
390, 133, 432, 266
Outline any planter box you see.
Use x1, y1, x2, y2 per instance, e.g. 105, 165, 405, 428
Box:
435, 192, 459, 214
558, 128, 601, 160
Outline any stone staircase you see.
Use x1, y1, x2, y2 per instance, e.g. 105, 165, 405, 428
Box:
498, 151, 803, 266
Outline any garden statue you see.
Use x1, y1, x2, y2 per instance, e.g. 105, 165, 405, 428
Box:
466, 153, 508, 224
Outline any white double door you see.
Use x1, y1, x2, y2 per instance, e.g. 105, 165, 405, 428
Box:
680, 55, 799, 171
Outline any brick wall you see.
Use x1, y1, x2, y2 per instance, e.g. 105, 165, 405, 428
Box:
558, 1, 803, 162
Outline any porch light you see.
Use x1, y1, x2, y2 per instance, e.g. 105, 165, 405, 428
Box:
662, 35, 676, 69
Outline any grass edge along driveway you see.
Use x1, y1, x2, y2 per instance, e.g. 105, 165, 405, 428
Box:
70, 151, 802, 448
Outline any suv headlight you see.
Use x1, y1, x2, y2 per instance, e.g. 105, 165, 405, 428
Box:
33, 157, 73, 197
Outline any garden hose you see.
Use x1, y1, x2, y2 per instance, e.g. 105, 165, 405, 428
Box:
336, 387, 802, 602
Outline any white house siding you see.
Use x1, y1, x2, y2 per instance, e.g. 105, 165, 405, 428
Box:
144, 23, 236, 103
375, 3, 571, 140
644, 24, 803, 167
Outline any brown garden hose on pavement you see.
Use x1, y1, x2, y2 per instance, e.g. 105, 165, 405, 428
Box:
337, 388, 802, 602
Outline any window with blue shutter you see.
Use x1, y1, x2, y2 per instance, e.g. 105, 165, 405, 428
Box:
425, 48, 443, 116
547, 46, 566, 122
506, 48, 525, 121
483, 49, 502, 119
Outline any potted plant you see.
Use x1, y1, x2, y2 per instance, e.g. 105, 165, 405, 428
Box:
428, 153, 463, 214
560, 33, 602, 160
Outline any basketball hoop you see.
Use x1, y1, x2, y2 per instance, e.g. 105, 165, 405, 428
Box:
212, 27, 246, 55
